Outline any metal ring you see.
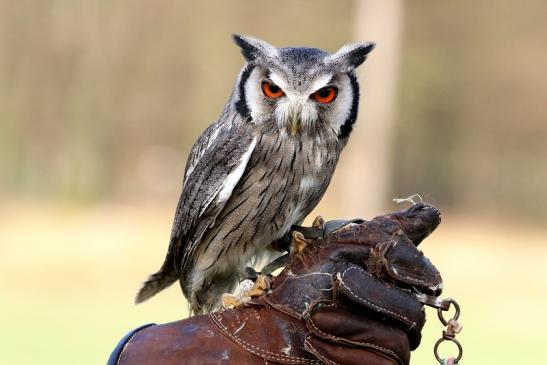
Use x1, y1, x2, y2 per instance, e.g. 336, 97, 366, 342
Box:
416, 293, 451, 310
437, 298, 460, 326
433, 337, 463, 363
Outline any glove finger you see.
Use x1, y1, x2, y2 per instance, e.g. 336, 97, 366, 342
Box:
370, 234, 443, 295
386, 203, 441, 246
305, 335, 400, 365
319, 203, 440, 249
307, 303, 409, 364
336, 264, 425, 348
317, 231, 442, 295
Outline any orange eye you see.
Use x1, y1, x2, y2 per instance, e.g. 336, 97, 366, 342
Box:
311, 87, 337, 104
261, 81, 285, 99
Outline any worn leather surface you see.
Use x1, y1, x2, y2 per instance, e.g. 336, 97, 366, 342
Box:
115, 203, 443, 365
305, 302, 410, 361
210, 298, 320, 364
118, 315, 265, 365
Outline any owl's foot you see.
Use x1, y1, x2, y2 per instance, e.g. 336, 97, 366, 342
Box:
270, 216, 326, 253
222, 293, 246, 308
292, 217, 366, 241
248, 274, 271, 297
290, 231, 311, 257
263, 230, 314, 275
221, 274, 271, 308
312, 215, 325, 230
222, 277, 255, 308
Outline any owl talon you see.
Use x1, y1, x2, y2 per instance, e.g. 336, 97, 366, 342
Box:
222, 277, 256, 308
312, 216, 325, 230
248, 275, 271, 297
290, 231, 310, 257
289, 224, 323, 240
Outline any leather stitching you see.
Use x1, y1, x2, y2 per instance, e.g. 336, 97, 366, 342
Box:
388, 266, 430, 286
340, 266, 415, 327
210, 311, 321, 364
210, 311, 319, 364
304, 336, 341, 365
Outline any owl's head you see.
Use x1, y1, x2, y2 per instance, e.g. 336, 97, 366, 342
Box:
232, 34, 375, 138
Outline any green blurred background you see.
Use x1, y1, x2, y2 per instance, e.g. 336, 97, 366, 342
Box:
1, 0, 546, 363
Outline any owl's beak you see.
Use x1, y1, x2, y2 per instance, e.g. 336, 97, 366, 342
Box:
289, 99, 306, 136
290, 118, 300, 136
289, 103, 302, 137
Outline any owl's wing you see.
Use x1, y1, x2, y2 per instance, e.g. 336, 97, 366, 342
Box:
172, 123, 257, 273
136, 118, 256, 304
137, 123, 256, 303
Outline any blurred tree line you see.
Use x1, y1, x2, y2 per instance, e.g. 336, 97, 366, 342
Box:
394, 1, 547, 219
1, 0, 545, 221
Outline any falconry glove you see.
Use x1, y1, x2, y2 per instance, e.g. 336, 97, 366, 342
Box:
110, 204, 443, 365
212, 203, 443, 365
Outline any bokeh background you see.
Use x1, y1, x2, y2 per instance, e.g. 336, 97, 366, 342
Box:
1, 0, 546, 363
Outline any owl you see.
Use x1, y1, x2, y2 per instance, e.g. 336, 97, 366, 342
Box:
136, 35, 375, 314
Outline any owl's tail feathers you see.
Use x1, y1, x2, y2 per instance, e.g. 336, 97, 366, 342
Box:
135, 267, 178, 304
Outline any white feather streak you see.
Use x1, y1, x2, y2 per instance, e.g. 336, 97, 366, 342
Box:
299, 175, 317, 193
217, 137, 257, 203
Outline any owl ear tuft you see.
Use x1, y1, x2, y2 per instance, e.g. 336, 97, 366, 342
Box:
328, 42, 376, 71
233, 34, 278, 62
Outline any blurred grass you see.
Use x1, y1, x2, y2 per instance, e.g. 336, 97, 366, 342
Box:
1, 203, 547, 364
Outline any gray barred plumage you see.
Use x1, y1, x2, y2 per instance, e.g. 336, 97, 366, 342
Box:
136, 35, 375, 314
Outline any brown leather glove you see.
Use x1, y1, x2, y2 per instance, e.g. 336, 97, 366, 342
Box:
112, 204, 442, 365
212, 203, 442, 365
284, 203, 441, 364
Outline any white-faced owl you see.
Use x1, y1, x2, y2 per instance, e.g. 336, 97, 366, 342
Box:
136, 35, 375, 314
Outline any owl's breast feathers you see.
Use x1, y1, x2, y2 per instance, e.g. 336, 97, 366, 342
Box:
188, 129, 343, 279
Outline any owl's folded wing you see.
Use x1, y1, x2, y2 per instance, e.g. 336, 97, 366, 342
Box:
171, 125, 257, 275
135, 121, 258, 304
